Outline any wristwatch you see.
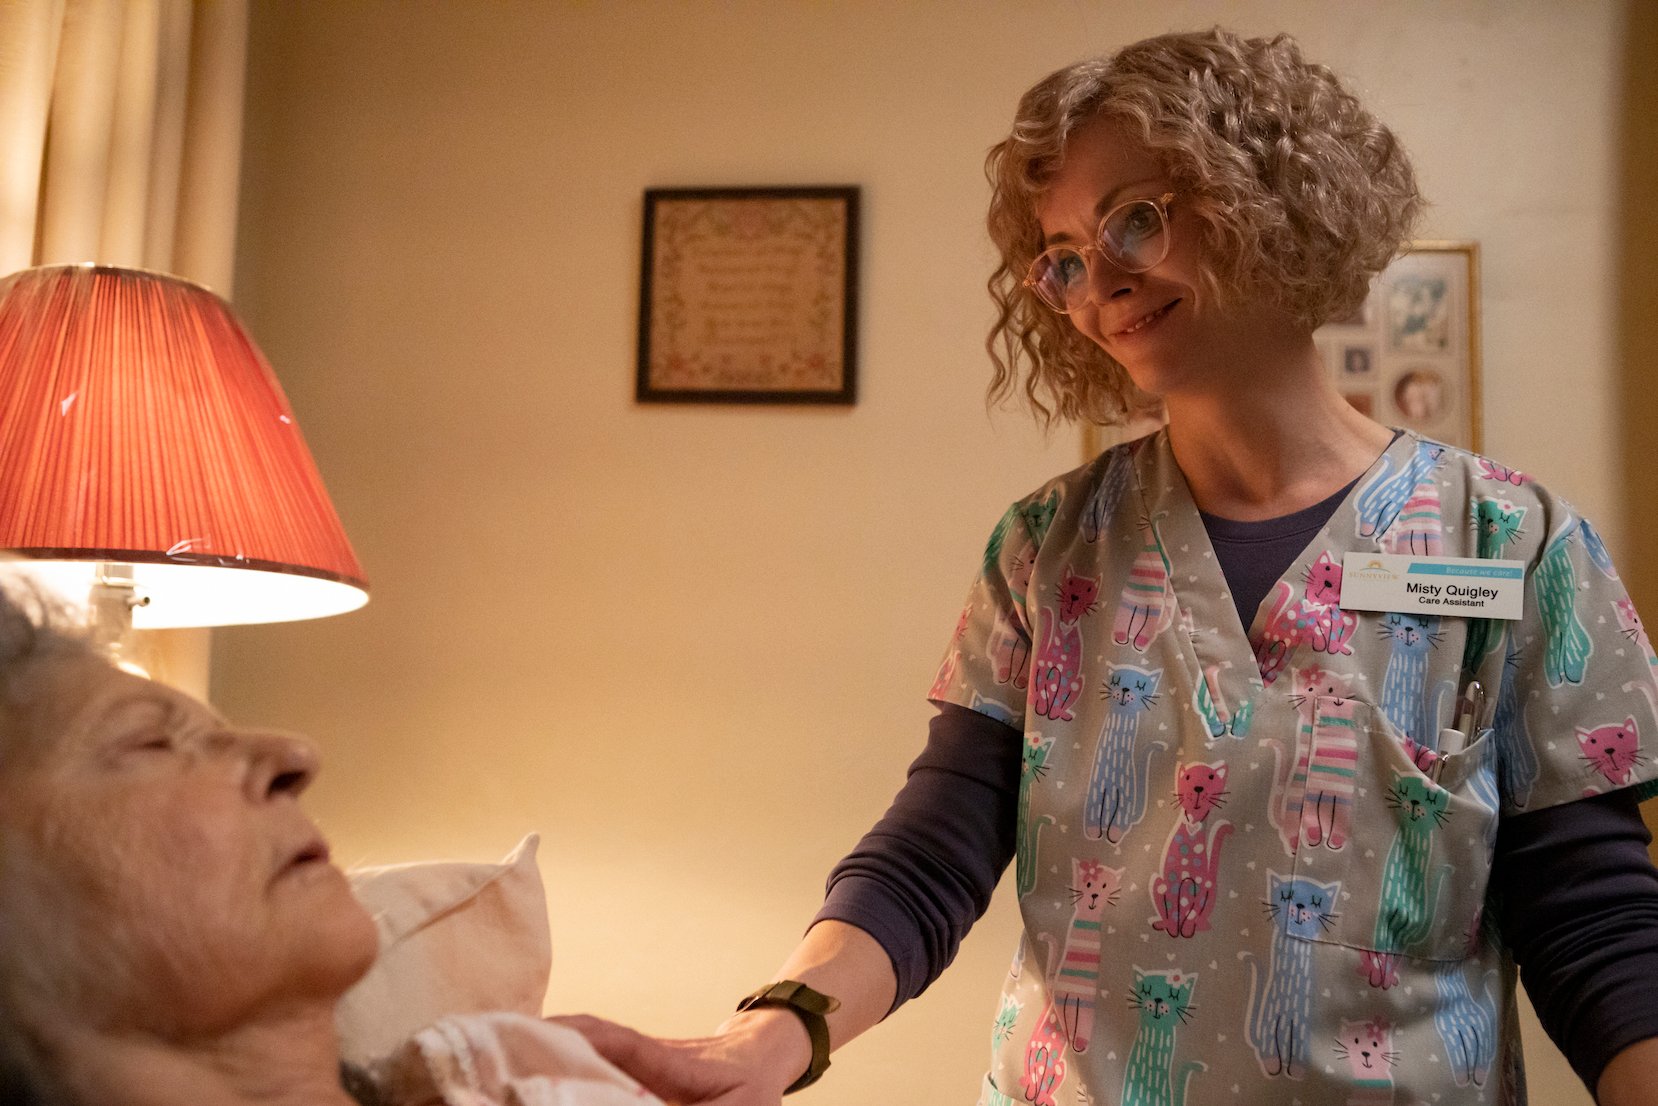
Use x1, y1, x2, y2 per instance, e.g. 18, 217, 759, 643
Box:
734, 980, 841, 1094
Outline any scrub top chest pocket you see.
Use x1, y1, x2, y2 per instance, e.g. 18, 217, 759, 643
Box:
1287, 696, 1499, 981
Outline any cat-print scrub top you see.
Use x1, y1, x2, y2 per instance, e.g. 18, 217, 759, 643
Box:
932, 427, 1658, 1106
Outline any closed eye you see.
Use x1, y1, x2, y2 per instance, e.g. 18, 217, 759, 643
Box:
115, 732, 176, 757
96, 693, 189, 761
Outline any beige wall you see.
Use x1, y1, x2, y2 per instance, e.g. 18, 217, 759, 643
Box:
222, 2, 1644, 1102
1620, 3, 1658, 632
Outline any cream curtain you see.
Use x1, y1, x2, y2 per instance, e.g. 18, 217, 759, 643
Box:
0, 0, 250, 695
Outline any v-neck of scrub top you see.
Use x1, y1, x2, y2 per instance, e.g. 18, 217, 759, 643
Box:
1200, 474, 1361, 634
1127, 426, 1418, 719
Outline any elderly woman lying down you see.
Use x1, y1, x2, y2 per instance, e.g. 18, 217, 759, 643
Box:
0, 587, 657, 1106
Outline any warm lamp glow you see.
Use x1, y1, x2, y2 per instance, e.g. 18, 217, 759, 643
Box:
0, 264, 367, 627
1, 561, 366, 628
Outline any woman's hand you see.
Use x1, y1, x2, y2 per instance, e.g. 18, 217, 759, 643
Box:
557, 920, 897, 1104
551, 1008, 811, 1106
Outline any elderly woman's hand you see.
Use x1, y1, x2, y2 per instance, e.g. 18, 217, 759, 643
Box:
551, 1009, 811, 1106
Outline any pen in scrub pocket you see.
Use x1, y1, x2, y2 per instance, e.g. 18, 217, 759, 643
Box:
1441, 680, 1484, 757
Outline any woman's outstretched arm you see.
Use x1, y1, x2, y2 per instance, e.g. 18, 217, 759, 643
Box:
559, 702, 1023, 1101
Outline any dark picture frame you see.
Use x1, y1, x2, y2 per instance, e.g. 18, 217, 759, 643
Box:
637, 186, 859, 405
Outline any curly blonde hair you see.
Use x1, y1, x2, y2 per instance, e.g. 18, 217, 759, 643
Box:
985, 28, 1423, 426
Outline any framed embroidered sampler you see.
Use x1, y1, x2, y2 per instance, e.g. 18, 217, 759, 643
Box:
637, 186, 859, 405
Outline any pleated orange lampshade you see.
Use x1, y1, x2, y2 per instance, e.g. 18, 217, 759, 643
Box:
0, 264, 367, 627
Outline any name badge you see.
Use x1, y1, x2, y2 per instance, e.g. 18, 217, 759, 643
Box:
1340, 553, 1526, 620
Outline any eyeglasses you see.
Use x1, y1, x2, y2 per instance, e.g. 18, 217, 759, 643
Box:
1023, 192, 1176, 313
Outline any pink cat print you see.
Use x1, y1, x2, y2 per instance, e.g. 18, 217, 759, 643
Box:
1334, 1017, 1399, 1106
1032, 569, 1099, 722
1266, 666, 1355, 855
1301, 694, 1362, 851
1616, 599, 1658, 671
929, 603, 972, 700
1476, 456, 1531, 486
1113, 524, 1175, 653
1021, 1000, 1067, 1106
1151, 761, 1234, 939
1299, 553, 1357, 653
1048, 858, 1124, 1052
1254, 552, 1356, 685
1578, 716, 1643, 794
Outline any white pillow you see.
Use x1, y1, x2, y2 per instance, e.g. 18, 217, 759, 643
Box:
374, 1012, 665, 1106
336, 835, 552, 1066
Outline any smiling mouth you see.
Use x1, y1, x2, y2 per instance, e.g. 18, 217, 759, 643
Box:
1113, 299, 1178, 337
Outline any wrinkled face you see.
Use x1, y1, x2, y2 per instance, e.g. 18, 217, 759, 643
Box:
0, 653, 377, 1039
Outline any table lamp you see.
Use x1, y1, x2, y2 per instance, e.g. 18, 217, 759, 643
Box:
0, 264, 367, 659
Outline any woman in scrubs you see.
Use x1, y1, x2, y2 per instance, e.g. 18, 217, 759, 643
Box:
567, 28, 1658, 1106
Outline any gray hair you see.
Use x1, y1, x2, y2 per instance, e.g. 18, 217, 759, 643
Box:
0, 583, 96, 1106
0, 583, 96, 768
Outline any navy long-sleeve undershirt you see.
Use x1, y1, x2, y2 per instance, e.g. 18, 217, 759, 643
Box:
813, 483, 1658, 1092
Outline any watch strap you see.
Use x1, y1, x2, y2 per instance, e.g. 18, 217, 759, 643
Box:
735, 980, 841, 1094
